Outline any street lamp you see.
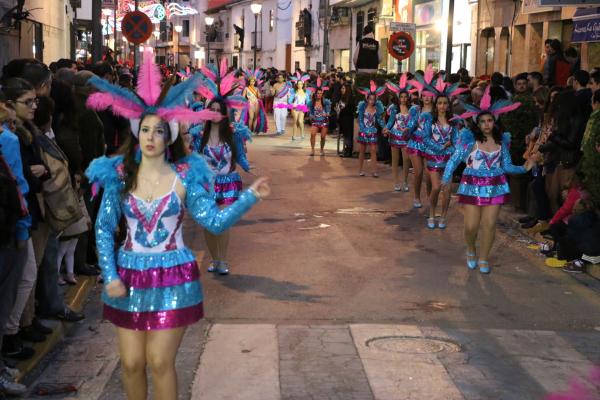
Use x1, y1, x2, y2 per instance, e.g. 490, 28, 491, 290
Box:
250, 2, 262, 70
205, 16, 214, 66
174, 24, 183, 68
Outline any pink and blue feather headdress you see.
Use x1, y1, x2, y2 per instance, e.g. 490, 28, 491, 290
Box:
453, 85, 521, 122
385, 73, 417, 96
408, 64, 437, 98
357, 80, 385, 98
86, 48, 222, 140
242, 68, 265, 87
290, 71, 310, 85
197, 58, 247, 110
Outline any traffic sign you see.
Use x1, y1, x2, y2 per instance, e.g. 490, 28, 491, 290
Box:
121, 11, 153, 44
387, 31, 415, 61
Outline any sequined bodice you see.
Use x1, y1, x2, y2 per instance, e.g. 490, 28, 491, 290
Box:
202, 143, 232, 176
432, 124, 453, 144
364, 109, 376, 128
393, 112, 410, 131
122, 190, 185, 253
293, 92, 307, 105
467, 145, 501, 171
246, 87, 259, 103
313, 104, 326, 118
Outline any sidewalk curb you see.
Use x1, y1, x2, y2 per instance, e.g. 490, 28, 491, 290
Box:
498, 210, 600, 280
15, 276, 97, 382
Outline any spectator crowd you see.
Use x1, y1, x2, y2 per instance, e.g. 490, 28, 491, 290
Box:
0, 37, 599, 396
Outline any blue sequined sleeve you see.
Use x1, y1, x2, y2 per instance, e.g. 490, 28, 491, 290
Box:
324, 99, 331, 115
233, 124, 251, 172
501, 132, 527, 175
442, 129, 474, 184
95, 186, 122, 284
376, 101, 386, 128
181, 154, 258, 235
357, 101, 367, 132
85, 156, 125, 284
407, 105, 420, 138
386, 104, 397, 130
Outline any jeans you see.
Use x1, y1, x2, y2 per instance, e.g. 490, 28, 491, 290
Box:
35, 233, 64, 316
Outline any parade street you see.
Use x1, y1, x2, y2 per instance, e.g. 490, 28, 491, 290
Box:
24, 128, 600, 400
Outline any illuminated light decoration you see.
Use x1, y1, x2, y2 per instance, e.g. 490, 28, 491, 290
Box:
104, 1, 198, 32
167, 3, 198, 17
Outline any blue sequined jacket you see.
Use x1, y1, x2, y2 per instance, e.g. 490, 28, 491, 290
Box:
442, 130, 527, 185
85, 154, 258, 284
357, 100, 386, 134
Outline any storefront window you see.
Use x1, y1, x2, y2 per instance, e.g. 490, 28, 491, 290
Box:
415, 28, 440, 70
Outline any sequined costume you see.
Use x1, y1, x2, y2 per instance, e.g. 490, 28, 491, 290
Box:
357, 100, 386, 144
199, 125, 251, 205
442, 130, 526, 206
385, 104, 417, 148
241, 86, 268, 134
85, 154, 258, 330
424, 121, 459, 172
273, 82, 291, 134
288, 89, 309, 113
309, 98, 331, 129
407, 106, 431, 156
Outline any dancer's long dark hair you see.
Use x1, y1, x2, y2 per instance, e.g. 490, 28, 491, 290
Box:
432, 95, 453, 124
120, 116, 187, 196
472, 111, 503, 144
200, 100, 238, 173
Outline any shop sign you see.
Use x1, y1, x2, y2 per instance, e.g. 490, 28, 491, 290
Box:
522, 0, 557, 14
572, 16, 600, 42
121, 11, 153, 44
387, 31, 415, 61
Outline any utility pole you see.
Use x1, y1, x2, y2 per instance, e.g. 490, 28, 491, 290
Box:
322, 0, 329, 71
92, 0, 102, 62
444, 0, 455, 74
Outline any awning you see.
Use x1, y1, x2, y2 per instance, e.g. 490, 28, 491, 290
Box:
571, 7, 600, 43
206, 0, 238, 13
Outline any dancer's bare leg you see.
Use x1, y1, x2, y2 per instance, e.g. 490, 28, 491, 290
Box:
116, 328, 148, 400
146, 327, 187, 400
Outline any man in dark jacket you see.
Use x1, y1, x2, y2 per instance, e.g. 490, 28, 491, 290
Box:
353, 25, 381, 73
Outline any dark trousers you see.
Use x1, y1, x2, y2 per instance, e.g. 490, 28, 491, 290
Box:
377, 131, 391, 162
339, 116, 354, 155
532, 169, 550, 221
550, 222, 581, 261
35, 233, 64, 316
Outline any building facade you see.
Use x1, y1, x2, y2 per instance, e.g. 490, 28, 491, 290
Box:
1, 0, 76, 68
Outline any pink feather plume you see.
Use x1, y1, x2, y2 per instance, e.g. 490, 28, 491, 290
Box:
357, 88, 369, 96
157, 107, 223, 123
219, 58, 228, 79
201, 66, 217, 81
225, 98, 247, 109
491, 102, 521, 116
220, 74, 237, 96
450, 87, 470, 97
196, 84, 216, 102
369, 80, 376, 93
408, 79, 424, 92
435, 79, 447, 94
86, 93, 144, 119
480, 85, 492, 111
136, 48, 162, 106
424, 64, 434, 85
386, 82, 400, 94
399, 73, 408, 90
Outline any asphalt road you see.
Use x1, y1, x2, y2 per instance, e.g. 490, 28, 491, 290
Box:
24, 127, 600, 400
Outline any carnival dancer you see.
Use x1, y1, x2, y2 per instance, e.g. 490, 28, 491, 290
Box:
356, 80, 386, 177
84, 49, 270, 399
407, 65, 436, 208
195, 58, 252, 275
441, 87, 533, 274
307, 78, 331, 156
289, 71, 310, 140
272, 73, 291, 136
384, 73, 417, 190
422, 78, 468, 229
242, 69, 268, 134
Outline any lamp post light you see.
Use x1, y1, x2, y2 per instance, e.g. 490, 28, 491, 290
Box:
250, 2, 262, 70
174, 24, 183, 68
204, 16, 214, 66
